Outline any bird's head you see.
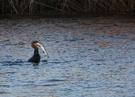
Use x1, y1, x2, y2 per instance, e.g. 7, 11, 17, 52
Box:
32, 41, 42, 49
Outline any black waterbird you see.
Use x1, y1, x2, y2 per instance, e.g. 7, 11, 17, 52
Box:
28, 41, 49, 63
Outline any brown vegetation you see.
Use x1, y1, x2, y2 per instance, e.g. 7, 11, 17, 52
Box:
0, 0, 135, 14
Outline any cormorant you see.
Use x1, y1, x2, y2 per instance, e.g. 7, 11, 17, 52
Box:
28, 41, 49, 63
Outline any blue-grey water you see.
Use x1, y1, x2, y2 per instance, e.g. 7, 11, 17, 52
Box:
0, 15, 135, 97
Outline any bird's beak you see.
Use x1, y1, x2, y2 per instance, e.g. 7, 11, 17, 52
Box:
36, 43, 49, 61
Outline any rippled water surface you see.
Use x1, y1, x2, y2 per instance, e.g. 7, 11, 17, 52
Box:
0, 15, 135, 97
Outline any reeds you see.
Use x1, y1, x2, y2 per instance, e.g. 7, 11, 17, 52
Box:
0, 0, 135, 14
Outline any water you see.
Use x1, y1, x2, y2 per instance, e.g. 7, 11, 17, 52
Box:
0, 15, 135, 97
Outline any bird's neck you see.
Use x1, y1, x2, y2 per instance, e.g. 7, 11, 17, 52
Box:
34, 48, 39, 55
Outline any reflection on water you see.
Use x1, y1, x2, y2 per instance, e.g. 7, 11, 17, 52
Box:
0, 16, 135, 97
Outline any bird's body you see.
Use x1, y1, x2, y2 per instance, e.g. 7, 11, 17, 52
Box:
28, 41, 49, 63
28, 48, 40, 63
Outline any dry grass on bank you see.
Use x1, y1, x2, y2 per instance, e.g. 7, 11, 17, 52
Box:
0, 0, 135, 14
